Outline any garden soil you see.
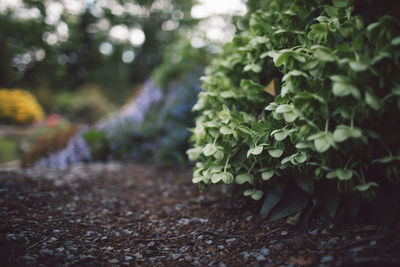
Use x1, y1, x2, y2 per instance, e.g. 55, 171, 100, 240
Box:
0, 163, 399, 266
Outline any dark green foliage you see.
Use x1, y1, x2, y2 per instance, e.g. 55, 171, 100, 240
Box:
82, 130, 110, 161
188, 0, 400, 226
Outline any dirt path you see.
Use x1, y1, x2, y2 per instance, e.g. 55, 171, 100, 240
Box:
0, 163, 399, 266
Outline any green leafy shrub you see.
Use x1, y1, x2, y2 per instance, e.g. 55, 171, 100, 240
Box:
188, 0, 400, 226
82, 130, 110, 161
54, 84, 114, 124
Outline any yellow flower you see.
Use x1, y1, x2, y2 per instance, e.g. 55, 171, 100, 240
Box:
0, 88, 45, 125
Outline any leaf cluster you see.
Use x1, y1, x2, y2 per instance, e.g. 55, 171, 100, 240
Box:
188, 0, 400, 226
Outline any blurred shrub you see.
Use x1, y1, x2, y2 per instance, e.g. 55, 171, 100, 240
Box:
82, 130, 110, 161
0, 88, 44, 125
54, 84, 113, 124
0, 138, 19, 163
21, 124, 80, 167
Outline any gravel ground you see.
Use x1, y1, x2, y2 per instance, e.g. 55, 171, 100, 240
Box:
0, 163, 399, 266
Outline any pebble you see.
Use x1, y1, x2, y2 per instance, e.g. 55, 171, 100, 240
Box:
134, 252, 143, 259
281, 231, 288, 236
308, 229, 318, 235
109, 259, 119, 264
242, 251, 250, 261
206, 240, 213, 245
321, 255, 334, 263
40, 249, 54, 255
125, 256, 133, 261
370, 240, 377, 246
226, 238, 236, 244
260, 247, 270, 256
172, 253, 182, 260
256, 254, 266, 261
23, 255, 36, 261
184, 255, 193, 262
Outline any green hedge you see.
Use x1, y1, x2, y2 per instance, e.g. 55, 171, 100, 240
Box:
188, 0, 400, 226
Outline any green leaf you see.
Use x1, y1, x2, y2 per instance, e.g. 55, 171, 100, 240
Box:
333, 125, 362, 142
391, 36, 400, 46
349, 61, 368, 72
268, 148, 284, 158
222, 172, 234, 184
294, 152, 307, 163
308, 132, 335, 153
186, 147, 202, 161
235, 173, 254, 185
244, 189, 263, 200
295, 176, 314, 195
203, 144, 217, 156
365, 91, 380, 110
260, 181, 287, 219
332, 79, 360, 99
324, 189, 340, 218
333, 0, 350, 7
271, 129, 288, 141
354, 182, 378, 192
265, 102, 278, 111
220, 126, 235, 135
267, 183, 309, 221
251, 190, 263, 200
248, 145, 263, 157
261, 170, 274, 181
211, 172, 226, 183
327, 171, 337, 179
308, 23, 329, 42
314, 49, 335, 62
336, 169, 353, 180
213, 150, 224, 160
275, 104, 293, 113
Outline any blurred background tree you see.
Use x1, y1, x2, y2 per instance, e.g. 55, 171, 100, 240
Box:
0, 0, 197, 108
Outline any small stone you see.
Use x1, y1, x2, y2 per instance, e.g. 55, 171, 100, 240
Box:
226, 238, 236, 244
246, 215, 253, 222
109, 259, 119, 264
370, 240, 377, 246
206, 240, 213, 245
281, 231, 288, 236
40, 249, 54, 255
349, 246, 364, 253
308, 229, 318, 235
242, 251, 250, 261
184, 255, 193, 262
197, 235, 204, 240
256, 254, 266, 261
134, 252, 143, 259
23, 255, 36, 261
105, 246, 113, 251
172, 253, 182, 260
56, 247, 65, 253
147, 241, 155, 247
260, 247, 270, 256
321, 255, 334, 263
125, 256, 133, 261
321, 229, 328, 235
208, 260, 216, 266
217, 245, 224, 249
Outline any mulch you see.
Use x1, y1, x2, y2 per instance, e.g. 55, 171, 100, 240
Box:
0, 163, 399, 266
